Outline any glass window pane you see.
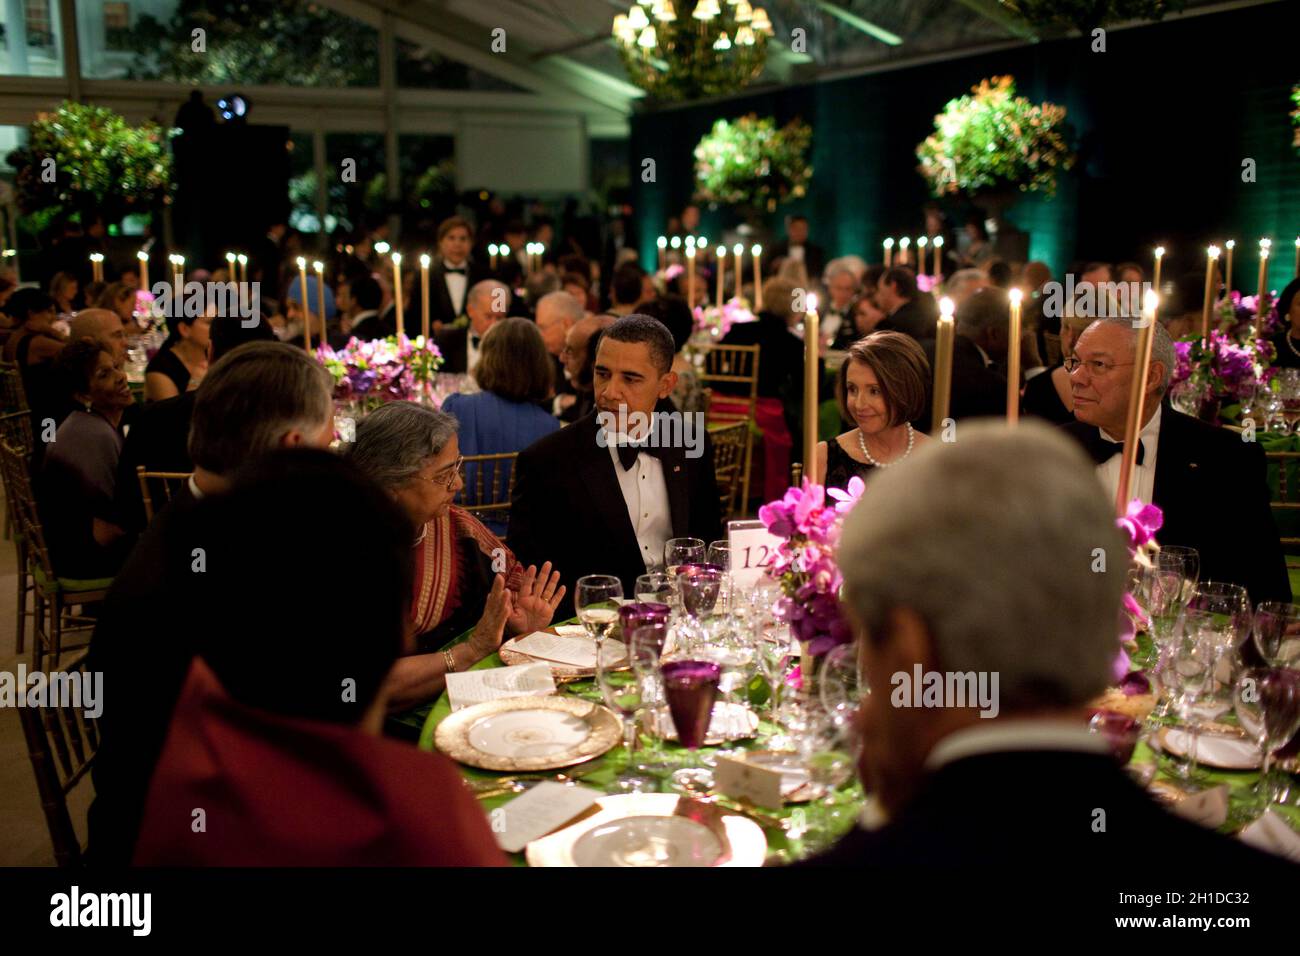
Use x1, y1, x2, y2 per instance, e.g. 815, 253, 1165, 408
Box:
324, 133, 385, 235
75, 0, 379, 85
397, 133, 455, 232
0, 0, 65, 76
395, 38, 525, 92
287, 132, 319, 236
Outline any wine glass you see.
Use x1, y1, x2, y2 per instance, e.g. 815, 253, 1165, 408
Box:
677, 564, 723, 621
634, 572, 673, 606
1089, 711, 1142, 764
663, 537, 705, 576
696, 615, 758, 708
576, 575, 623, 643
1234, 667, 1300, 808
1252, 602, 1300, 668
1166, 610, 1228, 784
706, 540, 734, 611
819, 643, 864, 723
661, 659, 722, 793
596, 635, 657, 792
1160, 546, 1200, 599
1188, 582, 1252, 649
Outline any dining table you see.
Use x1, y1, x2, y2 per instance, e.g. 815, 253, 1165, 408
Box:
397, 626, 1300, 867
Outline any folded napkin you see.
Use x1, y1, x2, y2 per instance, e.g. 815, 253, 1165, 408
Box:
1239, 810, 1300, 863
445, 662, 556, 711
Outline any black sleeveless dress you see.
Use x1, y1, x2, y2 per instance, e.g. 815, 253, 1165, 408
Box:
824, 437, 877, 492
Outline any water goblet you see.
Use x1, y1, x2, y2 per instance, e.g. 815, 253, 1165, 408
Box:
663, 537, 705, 576
1252, 601, 1300, 668
576, 574, 623, 643
1188, 582, 1252, 649
634, 572, 674, 606
1234, 667, 1300, 808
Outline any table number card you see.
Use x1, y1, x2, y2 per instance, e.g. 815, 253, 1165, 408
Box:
714, 754, 786, 809
444, 662, 556, 712
494, 782, 602, 853
728, 519, 782, 592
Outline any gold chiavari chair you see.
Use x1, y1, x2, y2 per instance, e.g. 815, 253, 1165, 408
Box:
0, 410, 35, 654
1266, 450, 1300, 569
696, 343, 760, 509
136, 467, 193, 525
0, 440, 110, 669
709, 420, 750, 522
454, 452, 518, 528
18, 652, 99, 867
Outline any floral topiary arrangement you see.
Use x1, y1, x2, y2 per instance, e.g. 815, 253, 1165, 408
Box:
916, 76, 1074, 199
694, 114, 812, 213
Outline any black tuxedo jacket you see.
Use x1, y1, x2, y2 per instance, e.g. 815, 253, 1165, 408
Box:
798, 750, 1296, 875
413, 261, 491, 337
434, 325, 476, 375
878, 297, 937, 341
1063, 406, 1290, 602
507, 407, 723, 618
915, 335, 1006, 433
768, 239, 826, 279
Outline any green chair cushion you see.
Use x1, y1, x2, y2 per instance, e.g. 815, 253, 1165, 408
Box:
31, 565, 114, 594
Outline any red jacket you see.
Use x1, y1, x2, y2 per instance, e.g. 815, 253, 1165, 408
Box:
133, 659, 505, 866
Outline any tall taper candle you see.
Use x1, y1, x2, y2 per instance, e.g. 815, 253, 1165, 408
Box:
137, 249, 149, 292
751, 244, 763, 309
313, 261, 325, 341
297, 257, 311, 352
803, 293, 820, 485
933, 297, 955, 430
391, 252, 404, 335
1152, 246, 1165, 294
225, 251, 236, 280
1256, 239, 1270, 333
1116, 290, 1158, 515
933, 236, 943, 278
1294, 237, 1299, 278
1202, 246, 1220, 344
1007, 288, 1022, 424
883, 238, 894, 268
488, 243, 498, 271
657, 236, 667, 272
917, 237, 928, 277
1224, 240, 1235, 295
685, 245, 696, 310
715, 245, 726, 304
419, 253, 431, 341
733, 243, 743, 301
89, 253, 103, 283
238, 253, 248, 286
899, 237, 910, 267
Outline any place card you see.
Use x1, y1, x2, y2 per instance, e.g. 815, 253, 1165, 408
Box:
1238, 809, 1300, 863
495, 782, 602, 853
553, 624, 589, 638
714, 754, 785, 809
510, 632, 626, 669
728, 519, 782, 592
1170, 783, 1230, 829
445, 662, 556, 712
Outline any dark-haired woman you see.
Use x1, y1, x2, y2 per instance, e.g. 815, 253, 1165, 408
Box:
817, 331, 931, 492
145, 313, 210, 401
1270, 279, 1300, 370
39, 340, 135, 577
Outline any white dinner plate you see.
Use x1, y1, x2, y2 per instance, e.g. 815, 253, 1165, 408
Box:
1160, 728, 1263, 770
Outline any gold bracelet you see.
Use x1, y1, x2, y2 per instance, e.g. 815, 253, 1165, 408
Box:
443, 648, 457, 673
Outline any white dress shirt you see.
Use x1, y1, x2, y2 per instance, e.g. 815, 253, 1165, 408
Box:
442, 261, 469, 316
787, 243, 805, 262
604, 430, 673, 572
925, 719, 1108, 771
1096, 404, 1162, 506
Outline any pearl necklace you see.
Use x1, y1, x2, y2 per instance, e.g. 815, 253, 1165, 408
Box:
1286, 333, 1300, 359
858, 423, 914, 468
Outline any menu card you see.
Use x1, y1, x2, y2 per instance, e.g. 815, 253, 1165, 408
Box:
511, 632, 626, 668
445, 662, 556, 712
494, 782, 602, 853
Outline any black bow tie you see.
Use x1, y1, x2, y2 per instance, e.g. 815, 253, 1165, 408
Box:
444, 266, 467, 275
470, 334, 481, 349
617, 441, 661, 471
1087, 432, 1145, 467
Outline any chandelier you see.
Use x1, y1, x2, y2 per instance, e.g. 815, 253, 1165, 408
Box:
613, 0, 775, 102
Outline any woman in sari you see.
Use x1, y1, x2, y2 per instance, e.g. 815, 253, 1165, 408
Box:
350, 401, 566, 710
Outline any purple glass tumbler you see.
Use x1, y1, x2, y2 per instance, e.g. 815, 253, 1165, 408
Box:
661, 660, 722, 750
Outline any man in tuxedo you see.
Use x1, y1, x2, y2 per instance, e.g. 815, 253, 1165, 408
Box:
87, 341, 338, 866
1062, 316, 1289, 603
342, 275, 390, 343
768, 214, 825, 280
433, 279, 508, 375
801, 421, 1294, 876
418, 217, 490, 336
509, 314, 722, 615
914, 290, 1006, 434
875, 267, 936, 341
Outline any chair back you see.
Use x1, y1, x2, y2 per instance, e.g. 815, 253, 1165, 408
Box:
454, 452, 518, 524
0, 438, 57, 582
0, 409, 33, 456
696, 344, 761, 424
709, 421, 749, 521
136, 467, 192, 525
17, 652, 99, 866
0, 360, 28, 413
1267, 450, 1300, 565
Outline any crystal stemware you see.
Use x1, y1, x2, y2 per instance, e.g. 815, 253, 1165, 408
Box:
575, 574, 623, 643
1234, 667, 1300, 808
1252, 601, 1300, 668
661, 659, 722, 794
1188, 581, 1252, 649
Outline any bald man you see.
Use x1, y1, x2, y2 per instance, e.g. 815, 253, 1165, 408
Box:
69, 308, 128, 367
555, 313, 612, 422
434, 279, 508, 374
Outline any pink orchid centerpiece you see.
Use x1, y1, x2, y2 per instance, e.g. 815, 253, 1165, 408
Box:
1114, 498, 1164, 685
316, 333, 444, 413
757, 477, 864, 667
691, 298, 757, 343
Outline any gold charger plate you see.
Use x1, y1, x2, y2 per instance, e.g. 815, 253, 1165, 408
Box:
435, 695, 621, 772
525, 793, 767, 867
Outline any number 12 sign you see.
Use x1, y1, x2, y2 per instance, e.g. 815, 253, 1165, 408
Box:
727, 519, 782, 592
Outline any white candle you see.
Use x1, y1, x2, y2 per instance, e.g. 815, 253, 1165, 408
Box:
715, 245, 727, 304
933, 297, 955, 429
803, 293, 819, 485
733, 243, 744, 300
883, 237, 894, 268
297, 256, 311, 351
1202, 246, 1220, 344
420, 253, 431, 341
751, 244, 763, 309
391, 252, 404, 334
1007, 288, 1022, 424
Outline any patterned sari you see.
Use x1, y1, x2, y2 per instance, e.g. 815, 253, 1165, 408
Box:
408, 505, 524, 652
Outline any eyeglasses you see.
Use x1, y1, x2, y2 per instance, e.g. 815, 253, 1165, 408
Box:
413, 455, 463, 490
1064, 356, 1136, 376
